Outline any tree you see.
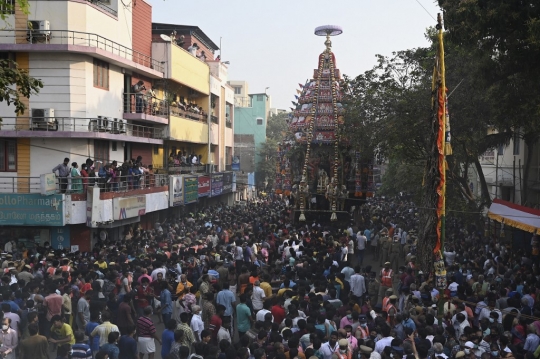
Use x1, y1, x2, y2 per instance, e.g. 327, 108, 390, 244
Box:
439, 0, 540, 204
0, 60, 43, 119
256, 112, 289, 187
0, 1, 42, 120
0, 0, 29, 20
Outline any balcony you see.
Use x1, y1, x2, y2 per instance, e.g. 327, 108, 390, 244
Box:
0, 117, 164, 144
83, 0, 117, 16
123, 93, 169, 125
170, 106, 206, 122
0, 29, 163, 78
226, 120, 232, 128
0, 174, 168, 195
152, 42, 209, 94
234, 97, 252, 108
167, 165, 207, 174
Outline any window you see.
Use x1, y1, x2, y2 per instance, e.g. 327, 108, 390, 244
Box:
93, 59, 109, 90
257, 95, 264, 101
0, 140, 16, 172
256, 117, 263, 125
513, 131, 520, 155
234, 87, 242, 95
0, 52, 15, 68
111, 141, 117, 151
497, 144, 504, 156
0, 0, 14, 15
154, 145, 160, 155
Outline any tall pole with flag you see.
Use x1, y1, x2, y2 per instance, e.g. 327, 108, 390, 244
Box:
433, 13, 451, 294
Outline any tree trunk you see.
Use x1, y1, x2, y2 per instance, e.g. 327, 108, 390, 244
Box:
417, 91, 440, 274
474, 157, 492, 208
522, 138, 536, 205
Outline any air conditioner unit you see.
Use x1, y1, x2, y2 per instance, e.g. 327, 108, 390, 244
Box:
97, 116, 110, 132
28, 20, 51, 36
118, 119, 126, 133
31, 108, 55, 129
111, 118, 119, 133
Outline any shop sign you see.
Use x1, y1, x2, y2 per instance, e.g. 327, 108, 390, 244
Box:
169, 175, 184, 207
113, 196, 146, 220
184, 176, 198, 204
222, 172, 233, 194
40, 173, 57, 196
0, 194, 64, 226
198, 175, 211, 198
211, 173, 223, 197
232, 156, 240, 171
51, 227, 70, 250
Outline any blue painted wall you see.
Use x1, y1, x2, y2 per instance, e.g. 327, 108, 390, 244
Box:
233, 94, 268, 167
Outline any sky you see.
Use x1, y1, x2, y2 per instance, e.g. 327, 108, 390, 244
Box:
149, 0, 441, 110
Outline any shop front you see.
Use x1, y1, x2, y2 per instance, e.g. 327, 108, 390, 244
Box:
0, 193, 66, 250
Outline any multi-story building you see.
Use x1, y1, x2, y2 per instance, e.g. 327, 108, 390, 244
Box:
228, 83, 270, 182
151, 23, 234, 173
0, 1, 234, 251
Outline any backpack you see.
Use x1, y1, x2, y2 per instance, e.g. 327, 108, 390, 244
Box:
102, 279, 116, 297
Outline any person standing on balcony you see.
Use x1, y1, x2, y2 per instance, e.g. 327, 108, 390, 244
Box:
80, 164, 89, 193
145, 86, 156, 115
52, 157, 70, 194
133, 80, 146, 113
188, 43, 198, 56
70, 162, 83, 194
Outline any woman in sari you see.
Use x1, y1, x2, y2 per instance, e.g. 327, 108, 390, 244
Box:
80, 163, 89, 192
70, 162, 83, 193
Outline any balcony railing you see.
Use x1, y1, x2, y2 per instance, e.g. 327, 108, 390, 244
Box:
167, 165, 207, 174
0, 30, 163, 72
234, 97, 252, 108
91, 173, 169, 193
85, 0, 117, 16
211, 115, 218, 124
169, 106, 207, 122
0, 117, 165, 139
123, 93, 168, 118
0, 174, 168, 194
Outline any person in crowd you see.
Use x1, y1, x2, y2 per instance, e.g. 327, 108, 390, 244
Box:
2, 194, 540, 359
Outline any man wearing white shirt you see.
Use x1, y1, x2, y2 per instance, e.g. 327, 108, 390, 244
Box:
374, 326, 394, 354
356, 232, 367, 266
320, 332, 339, 359
251, 281, 266, 312
350, 266, 366, 298
255, 300, 273, 322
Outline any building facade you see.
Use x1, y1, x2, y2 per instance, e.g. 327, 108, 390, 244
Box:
0, 1, 234, 250
228, 85, 269, 176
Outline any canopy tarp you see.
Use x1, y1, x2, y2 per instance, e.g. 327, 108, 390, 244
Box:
487, 199, 540, 233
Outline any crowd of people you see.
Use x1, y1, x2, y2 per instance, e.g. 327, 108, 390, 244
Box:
0, 196, 539, 359
52, 156, 156, 194
168, 152, 205, 167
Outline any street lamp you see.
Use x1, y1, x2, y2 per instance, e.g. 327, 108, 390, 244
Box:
265, 87, 270, 95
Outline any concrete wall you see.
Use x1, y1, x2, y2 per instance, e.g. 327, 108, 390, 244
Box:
152, 42, 209, 95
30, 138, 91, 177
131, 0, 152, 60
27, 52, 125, 119
234, 94, 268, 166
169, 115, 208, 144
